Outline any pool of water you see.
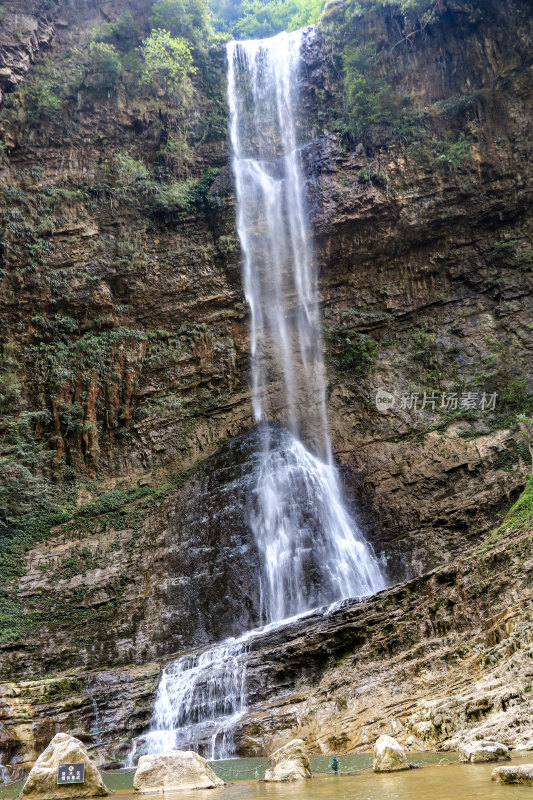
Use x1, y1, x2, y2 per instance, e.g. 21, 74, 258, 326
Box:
5, 753, 533, 799
100, 752, 449, 790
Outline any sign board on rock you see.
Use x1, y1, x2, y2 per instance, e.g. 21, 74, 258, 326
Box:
57, 763, 85, 785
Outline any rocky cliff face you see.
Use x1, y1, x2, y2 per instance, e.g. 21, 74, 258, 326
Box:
0, 0, 56, 105
308, 0, 533, 575
0, 0, 532, 777
1, 430, 263, 682
2, 482, 532, 775
236, 493, 533, 757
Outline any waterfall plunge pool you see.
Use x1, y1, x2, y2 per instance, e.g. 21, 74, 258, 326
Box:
85, 752, 533, 798
7, 753, 533, 799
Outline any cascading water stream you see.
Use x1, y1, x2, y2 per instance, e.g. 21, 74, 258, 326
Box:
131, 28, 385, 764
228, 27, 384, 625
87, 677, 103, 744
139, 639, 249, 761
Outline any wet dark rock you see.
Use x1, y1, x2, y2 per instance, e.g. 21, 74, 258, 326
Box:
153, 426, 264, 650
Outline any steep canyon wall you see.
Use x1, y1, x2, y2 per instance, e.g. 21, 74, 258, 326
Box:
0, 0, 532, 775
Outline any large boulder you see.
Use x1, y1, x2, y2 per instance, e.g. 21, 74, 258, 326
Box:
133, 751, 224, 793
492, 765, 533, 784
264, 739, 312, 782
21, 733, 108, 800
458, 740, 511, 763
373, 735, 409, 773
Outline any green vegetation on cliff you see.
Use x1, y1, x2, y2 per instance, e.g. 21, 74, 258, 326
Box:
500, 475, 533, 531
141, 28, 197, 100
319, 0, 498, 150
327, 329, 379, 375
210, 0, 325, 37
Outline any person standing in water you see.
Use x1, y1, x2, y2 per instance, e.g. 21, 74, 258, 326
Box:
329, 755, 339, 775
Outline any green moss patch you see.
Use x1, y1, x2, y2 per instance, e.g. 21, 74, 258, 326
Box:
500, 475, 533, 531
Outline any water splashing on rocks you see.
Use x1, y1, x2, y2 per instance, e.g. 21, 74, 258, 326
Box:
140, 640, 249, 761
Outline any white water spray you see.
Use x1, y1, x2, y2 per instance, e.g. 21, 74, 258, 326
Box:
133, 28, 385, 763
140, 640, 249, 761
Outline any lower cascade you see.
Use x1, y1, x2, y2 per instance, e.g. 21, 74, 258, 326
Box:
139, 639, 249, 761
133, 27, 385, 762
252, 427, 384, 622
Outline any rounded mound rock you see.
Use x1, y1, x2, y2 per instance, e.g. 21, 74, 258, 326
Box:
373, 735, 409, 773
133, 751, 225, 793
492, 765, 533, 784
20, 733, 108, 800
458, 740, 511, 763
264, 739, 312, 782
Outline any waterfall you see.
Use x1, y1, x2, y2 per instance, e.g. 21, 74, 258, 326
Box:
133, 27, 385, 764
250, 428, 384, 622
0, 756, 9, 785
87, 677, 103, 743
228, 28, 384, 621
139, 639, 249, 761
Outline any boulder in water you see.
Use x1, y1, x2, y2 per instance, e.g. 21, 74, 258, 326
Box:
373, 735, 409, 772
492, 764, 533, 784
133, 751, 224, 793
264, 739, 312, 782
20, 733, 108, 800
458, 740, 510, 763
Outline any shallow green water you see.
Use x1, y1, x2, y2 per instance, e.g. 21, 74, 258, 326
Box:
6, 753, 533, 799
99, 752, 448, 791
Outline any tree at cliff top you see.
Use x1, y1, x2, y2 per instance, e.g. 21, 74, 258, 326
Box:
209, 0, 325, 37
207, 0, 442, 39
151, 0, 214, 50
